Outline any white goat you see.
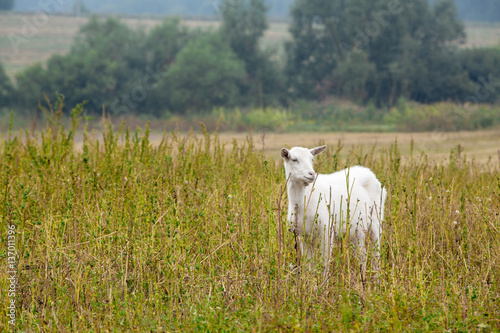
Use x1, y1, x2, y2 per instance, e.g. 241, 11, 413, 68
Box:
281, 145, 387, 274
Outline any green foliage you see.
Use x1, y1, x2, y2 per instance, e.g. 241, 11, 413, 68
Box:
384, 99, 500, 131
237, 50, 287, 107
286, 99, 392, 132
6, 3, 500, 117
43, 53, 119, 111
406, 48, 475, 103
61, 16, 149, 112
11, 13, 284, 115
221, 0, 285, 107
14, 63, 47, 111
142, 18, 191, 70
121, 18, 191, 117
241, 108, 289, 130
286, 0, 471, 106
285, 0, 342, 100
0, 63, 15, 109
13, 16, 144, 113
216, 107, 290, 131
213, 98, 500, 133
460, 47, 500, 104
1, 118, 499, 331
221, 0, 268, 60
12, 16, 192, 115
369, 0, 468, 105
167, 32, 246, 113
73, 16, 135, 57
332, 51, 376, 102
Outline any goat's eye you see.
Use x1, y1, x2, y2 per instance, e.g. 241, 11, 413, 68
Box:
291, 158, 298, 163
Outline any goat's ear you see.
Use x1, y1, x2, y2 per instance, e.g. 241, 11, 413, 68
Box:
310, 145, 326, 156
281, 148, 290, 160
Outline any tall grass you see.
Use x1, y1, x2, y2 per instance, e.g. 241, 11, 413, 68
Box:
1, 104, 499, 331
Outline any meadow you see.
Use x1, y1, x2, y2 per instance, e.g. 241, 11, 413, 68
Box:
0, 106, 499, 331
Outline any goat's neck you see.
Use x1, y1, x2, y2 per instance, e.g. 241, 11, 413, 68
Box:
287, 181, 308, 231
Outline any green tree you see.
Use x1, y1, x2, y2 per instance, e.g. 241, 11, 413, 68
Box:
142, 18, 193, 116
0, 0, 14, 11
221, 0, 268, 61
142, 18, 191, 71
13, 16, 196, 115
285, 0, 354, 100
406, 48, 473, 103
167, 32, 246, 112
68, 16, 195, 115
43, 52, 121, 112
332, 51, 375, 102
64, 17, 138, 112
220, 0, 285, 107
17, 16, 143, 113
286, 0, 468, 105
459, 47, 500, 104
0, 63, 15, 109
367, 0, 467, 104
15, 63, 48, 110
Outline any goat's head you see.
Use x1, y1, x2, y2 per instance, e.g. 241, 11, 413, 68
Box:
281, 146, 326, 185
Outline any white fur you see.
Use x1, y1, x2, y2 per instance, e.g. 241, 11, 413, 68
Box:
281, 145, 387, 273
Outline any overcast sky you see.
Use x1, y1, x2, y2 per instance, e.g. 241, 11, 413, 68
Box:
12, 0, 500, 21
13, 0, 295, 18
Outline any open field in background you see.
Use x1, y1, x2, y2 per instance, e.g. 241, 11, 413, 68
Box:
464, 21, 500, 48
211, 130, 500, 165
1, 12, 500, 78
0, 116, 499, 331
106, 129, 499, 164
3, 125, 499, 164
2, 116, 500, 163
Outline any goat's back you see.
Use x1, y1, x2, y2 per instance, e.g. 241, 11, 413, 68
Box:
310, 166, 386, 222
347, 166, 385, 203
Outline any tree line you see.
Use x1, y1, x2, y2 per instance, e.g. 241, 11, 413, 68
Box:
1, 0, 500, 116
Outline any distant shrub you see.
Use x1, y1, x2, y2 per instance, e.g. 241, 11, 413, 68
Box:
286, 99, 391, 132
167, 32, 246, 113
459, 47, 500, 104
212, 107, 289, 132
384, 99, 500, 131
242, 108, 289, 131
0, 62, 15, 109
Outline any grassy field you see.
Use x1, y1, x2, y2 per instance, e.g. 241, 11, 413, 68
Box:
1, 12, 500, 78
0, 111, 499, 331
4, 110, 500, 163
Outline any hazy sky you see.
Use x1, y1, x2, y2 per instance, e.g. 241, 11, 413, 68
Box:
12, 0, 500, 21
13, 0, 295, 17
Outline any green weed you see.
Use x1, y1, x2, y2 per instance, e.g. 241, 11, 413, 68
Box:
0, 106, 499, 331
